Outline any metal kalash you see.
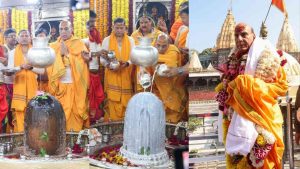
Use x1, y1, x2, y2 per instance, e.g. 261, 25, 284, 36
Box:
130, 37, 158, 90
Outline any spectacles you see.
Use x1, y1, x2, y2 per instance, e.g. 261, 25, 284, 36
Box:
6, 35, 16, 38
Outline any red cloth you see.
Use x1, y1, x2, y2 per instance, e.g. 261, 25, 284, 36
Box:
0, 46, 4, 58
89, 73, 105, 124
89, 28, 102, 44
0, 85, 8, 124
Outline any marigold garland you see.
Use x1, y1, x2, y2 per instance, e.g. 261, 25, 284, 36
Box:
73, 9, 89, 39
0, 10, 9, 45
175, 0, 188, 19
11, 8, 28, 35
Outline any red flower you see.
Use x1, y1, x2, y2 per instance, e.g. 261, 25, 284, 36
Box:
277, 50, 283, 57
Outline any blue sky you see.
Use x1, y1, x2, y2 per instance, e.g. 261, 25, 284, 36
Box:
189, 0, 300, 52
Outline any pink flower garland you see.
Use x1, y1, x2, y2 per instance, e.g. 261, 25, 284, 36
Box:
128, 0, 133, 34
108, 0, 112, 35
27, 11, 32, 34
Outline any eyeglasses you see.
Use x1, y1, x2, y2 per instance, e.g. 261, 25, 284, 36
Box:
6, 35, 16, 38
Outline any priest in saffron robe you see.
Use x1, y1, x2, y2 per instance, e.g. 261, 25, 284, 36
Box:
153, 33, 187, 123
48, 21, 89, 132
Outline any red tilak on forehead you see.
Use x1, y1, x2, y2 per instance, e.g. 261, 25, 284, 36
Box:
235, 23, 247, 33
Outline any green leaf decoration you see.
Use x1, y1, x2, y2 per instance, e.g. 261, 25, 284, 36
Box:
40, 132, 49, 142
146, 147, 150, 156
40, 148, 47, 157
140, 147, 144, 155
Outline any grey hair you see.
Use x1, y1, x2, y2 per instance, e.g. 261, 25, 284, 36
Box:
157, 33, 169, 41
59, 20, 73, 30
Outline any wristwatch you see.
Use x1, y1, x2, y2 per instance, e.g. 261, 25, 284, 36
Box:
178, 67, 184, 75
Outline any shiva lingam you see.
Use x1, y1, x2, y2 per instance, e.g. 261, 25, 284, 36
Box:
24, 93, 66, 157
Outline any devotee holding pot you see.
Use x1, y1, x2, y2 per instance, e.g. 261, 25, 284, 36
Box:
2, 28, 17, 133
131, 15, 162, 45
215, 23, 288, 168
101, 18, 135, 121
47, 21, 89, 131
9, 30, 45, 132
81, 10, 105, 125
153, 33, 187, 123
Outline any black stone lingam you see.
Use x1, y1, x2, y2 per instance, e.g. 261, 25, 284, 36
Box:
24, 93, 66, 157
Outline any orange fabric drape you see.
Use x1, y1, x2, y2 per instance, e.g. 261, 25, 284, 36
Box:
48, 36, 89, 131
226, 67, 288, 169
154, 45, 186, 123
11, 45, 36, 112
170, 18, 183, 41
176, 28, 189, 49
105, 33, 133, 107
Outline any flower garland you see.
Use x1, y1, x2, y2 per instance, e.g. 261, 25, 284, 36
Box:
11, 8, 28, 34
92, 0, 109, 39
0, 10, 9, 45
175, 0, 188, 19
249, 125, 275, 168
108, 0, 112, 34
111, 0, 129, 28
27, 11, 32, 35
128, 0, 133, 34
170, 0, 176, 27
73, 9, 89, 39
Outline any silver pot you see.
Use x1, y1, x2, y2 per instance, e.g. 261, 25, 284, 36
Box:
27, 37, 55, 68
130, 37, 158, 67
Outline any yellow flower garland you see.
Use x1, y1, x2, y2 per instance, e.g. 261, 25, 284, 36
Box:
11, 8, 28, 34
175, 0, 188, 19
0, 10, 9, 45
112, 0, 129, 27
91, 0, 109, 39
73, 9, 89, 39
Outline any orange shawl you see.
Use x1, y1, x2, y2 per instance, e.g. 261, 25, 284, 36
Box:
105, 33, 133, 106
226, 67, 288, 169
170, 18, 183, 41
154, 45, 185, 113
175, 27, 189, 49
48, 36, 89, 119
11, 44, 37, 112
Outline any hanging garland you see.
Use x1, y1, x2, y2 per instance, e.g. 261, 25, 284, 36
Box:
28, 11, 32, 35
91, 0, 109, 39
11, 8, 28, 34
73, 9, 89, 39
128, 0, 133, 34
0, 10, 9, 45
108, 0, 112, 35
111, 0, 129, 28
175, 0, 188, 19
170, 0, 176, 27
